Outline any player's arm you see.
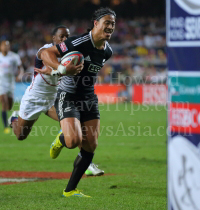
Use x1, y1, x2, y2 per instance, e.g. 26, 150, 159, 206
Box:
15, 54, 24, 82
40, 46, 60, 70
34, 47, 58, 75
16, 64, 24, 82
39, 45, 83, 76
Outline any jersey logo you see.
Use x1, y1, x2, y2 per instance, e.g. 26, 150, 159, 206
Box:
59, 42, 68, 52
64, 107, 72, 112
84, 55, 91, 62
88, 64, 101, 73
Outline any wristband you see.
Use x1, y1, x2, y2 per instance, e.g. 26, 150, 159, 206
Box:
50, 69, 60, 76
57, 64, 67, 74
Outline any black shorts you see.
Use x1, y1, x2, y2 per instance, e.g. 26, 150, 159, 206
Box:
55, 89, 100, 123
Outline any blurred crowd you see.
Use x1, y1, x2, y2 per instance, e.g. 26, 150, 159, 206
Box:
0, 16, 166, 84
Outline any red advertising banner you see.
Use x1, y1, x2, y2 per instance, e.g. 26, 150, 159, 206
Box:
170, 103, 200, 134
94, 84, 125, 104
133, 84, 167, 105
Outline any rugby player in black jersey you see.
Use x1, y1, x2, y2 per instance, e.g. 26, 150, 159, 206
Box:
35, 7, 116, 198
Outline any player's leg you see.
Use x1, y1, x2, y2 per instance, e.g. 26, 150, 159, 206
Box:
46, 104, 85, 156
60, 118, 82, 148
50, 117, 82, 159
0, 94, 11, 133
50, 90, 82, 158
82, 94, 104, 176
8, 96, 13, 111
8, 93, 42, 140
62, 119, 99, 197
63, 94, 101, 196
82, 119, 104, 176
51, 90, 91, 197
45, 105, 59, 121
78, 142, 104, 176
57, 127, 104, 176
52, 121, 90, 199
11, 116, 36, 140
81, 119, 99, 152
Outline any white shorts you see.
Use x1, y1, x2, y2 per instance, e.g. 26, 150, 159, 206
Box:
0, 76, 14, 97
19, 91, 56, 121
0, 85, 14, 97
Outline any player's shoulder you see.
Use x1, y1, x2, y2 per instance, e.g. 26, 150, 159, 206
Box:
105, 41, 113, 58
8, 51, 17, 56
105, 42, 113, 54
37, 43, 53, 54
40, 43, 53, 50
36, 43, 53, 59
42, 43, 53, 48
68, 32, 90, 46
8, 51, 20, 60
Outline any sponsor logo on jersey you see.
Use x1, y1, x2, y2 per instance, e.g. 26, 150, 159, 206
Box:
64, 107, 72, 112
84, 55, 91, 62
59, 42, 68, 52
88, 64, 101, 73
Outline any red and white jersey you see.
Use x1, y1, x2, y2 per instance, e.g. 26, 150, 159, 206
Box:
28, 43, 60, 99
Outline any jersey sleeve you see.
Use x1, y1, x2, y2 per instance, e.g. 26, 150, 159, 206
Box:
15, 53, 22, 66
56, 37, 76, 57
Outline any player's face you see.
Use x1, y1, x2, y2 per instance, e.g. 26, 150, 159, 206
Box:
1, 41, 10, 53
96, 15, 115, 40
53, 28, 70, 45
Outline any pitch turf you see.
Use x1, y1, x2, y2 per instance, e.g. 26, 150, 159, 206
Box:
0, 103, 167, 210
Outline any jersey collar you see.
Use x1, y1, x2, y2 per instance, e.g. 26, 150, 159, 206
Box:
89, 31, 107, 50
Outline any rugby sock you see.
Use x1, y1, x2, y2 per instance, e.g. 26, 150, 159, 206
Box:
65, 148, 94, 192
11, 117, 18, 123
2, 111, 8, 128
59, 133, 67, 147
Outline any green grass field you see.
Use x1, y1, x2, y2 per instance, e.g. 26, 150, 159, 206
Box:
0, 103, 167, 210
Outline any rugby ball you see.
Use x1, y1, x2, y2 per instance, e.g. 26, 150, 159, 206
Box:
61, 51, 84, 66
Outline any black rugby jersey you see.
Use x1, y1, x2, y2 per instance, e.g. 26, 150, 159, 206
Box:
56, 31, 113, 95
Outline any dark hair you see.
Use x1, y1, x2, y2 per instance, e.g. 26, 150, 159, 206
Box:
52, 25, 68, 36
87, 7, 116, 31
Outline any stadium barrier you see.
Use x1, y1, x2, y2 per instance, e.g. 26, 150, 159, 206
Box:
14, 83, 168, 105
94, 84, 126, 104
133, 84, 167, 105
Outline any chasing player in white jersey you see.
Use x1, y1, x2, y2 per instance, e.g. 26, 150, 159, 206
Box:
0, 40, 24, 134
9, 26, 104, 176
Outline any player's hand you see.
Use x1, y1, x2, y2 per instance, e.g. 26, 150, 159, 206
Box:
66, 57, 84, 76
34, 62, 53, 75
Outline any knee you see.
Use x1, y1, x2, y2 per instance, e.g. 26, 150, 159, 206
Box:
65, 135, 82, 149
